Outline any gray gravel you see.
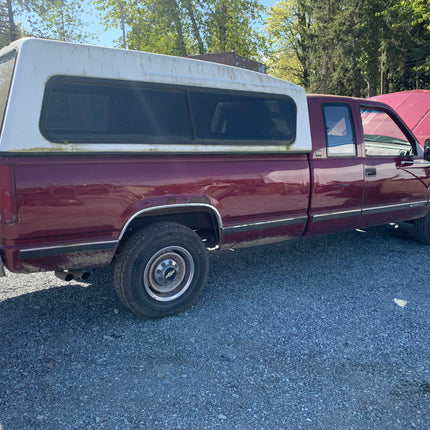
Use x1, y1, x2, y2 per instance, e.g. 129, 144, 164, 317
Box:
0, 223, 429, 429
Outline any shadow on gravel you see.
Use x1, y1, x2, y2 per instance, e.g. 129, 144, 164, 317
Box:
0, 266, 120, 324
0, 223, 421, 324
0, 225, 429, 429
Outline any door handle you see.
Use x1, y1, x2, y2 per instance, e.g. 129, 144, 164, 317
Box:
365, 168, 377, 177
400, 159, 430, 168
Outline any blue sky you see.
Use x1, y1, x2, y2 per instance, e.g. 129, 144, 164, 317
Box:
91, 0, 280, 48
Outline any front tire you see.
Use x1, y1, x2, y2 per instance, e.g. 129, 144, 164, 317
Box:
114, 222, 209, 317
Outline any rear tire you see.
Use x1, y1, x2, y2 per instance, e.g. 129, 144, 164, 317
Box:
114, 222, 209, 317
414, 213, 430, 244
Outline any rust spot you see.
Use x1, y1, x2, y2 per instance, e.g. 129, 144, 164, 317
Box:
165, 197, 178, 205
190, 195, 211, 204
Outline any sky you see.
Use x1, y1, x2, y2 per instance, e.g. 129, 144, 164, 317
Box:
89, 0, 280, 48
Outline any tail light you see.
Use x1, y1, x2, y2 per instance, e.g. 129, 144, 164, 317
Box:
0, 164, 17, 223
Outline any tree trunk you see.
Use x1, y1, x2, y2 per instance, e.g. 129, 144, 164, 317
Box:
6, 0, 17, 42
367, 81, 376, 97
168, 0, 188, 56
182, 0, 205, 54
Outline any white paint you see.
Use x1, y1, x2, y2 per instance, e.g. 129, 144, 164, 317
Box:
0, 38, 312, 154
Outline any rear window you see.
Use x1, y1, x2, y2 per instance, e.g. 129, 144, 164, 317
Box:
0, 51, 17, 130
40, 76, 297, 145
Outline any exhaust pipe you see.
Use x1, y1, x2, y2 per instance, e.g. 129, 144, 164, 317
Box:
54, 270, 74, 282
69, 269, 91, 281
54, 269, 90, 282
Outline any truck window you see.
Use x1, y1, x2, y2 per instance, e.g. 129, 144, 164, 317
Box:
323, 104, 356, 157
41, 77, 192, 143
0, 51, 16, 131
189, 91, 296, 143
360, 108, 413, 156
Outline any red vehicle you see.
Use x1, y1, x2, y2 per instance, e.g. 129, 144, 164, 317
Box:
1, 39, 430, 317
370, 90, 430, 147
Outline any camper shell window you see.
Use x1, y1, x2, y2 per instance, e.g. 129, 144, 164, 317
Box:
41, 78, 192, 142
40, 76, 297, 145
189, 91, 296, 142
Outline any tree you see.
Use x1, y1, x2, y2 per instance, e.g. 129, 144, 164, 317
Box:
266, 0, 430, 95
94, 0, 266, 59
401, 0, 430, 30
125, 0, 190, 55
21, 0, 93, 43
204, 0, 265, 57
94, 0, 197, 55
383, 0, 430, 90
1, 0, 16, 41
264, 0, 313, 86
0, 0, 25, 48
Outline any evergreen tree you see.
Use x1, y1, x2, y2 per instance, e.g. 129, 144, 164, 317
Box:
266, 0, 430, 95
0, 0, 25, 48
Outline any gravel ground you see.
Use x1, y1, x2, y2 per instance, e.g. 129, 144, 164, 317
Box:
0, 223, 429, 430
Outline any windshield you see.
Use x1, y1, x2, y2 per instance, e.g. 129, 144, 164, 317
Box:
0, 51, 16, 131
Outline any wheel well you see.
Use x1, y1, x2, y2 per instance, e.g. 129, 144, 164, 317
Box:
119, 209, 220, 252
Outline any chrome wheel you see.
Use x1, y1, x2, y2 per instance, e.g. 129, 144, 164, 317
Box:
143, 246, 195, 302
114, 222, 209, 317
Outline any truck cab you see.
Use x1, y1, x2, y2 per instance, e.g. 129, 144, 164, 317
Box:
306, 95, 430, 236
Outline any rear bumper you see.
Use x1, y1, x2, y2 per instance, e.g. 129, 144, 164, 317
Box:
1, 240, 117, 273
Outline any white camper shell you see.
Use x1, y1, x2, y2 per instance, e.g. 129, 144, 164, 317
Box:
0, 38, 312, 154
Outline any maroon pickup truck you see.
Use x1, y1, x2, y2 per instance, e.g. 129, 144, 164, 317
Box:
1, 39, 429, 317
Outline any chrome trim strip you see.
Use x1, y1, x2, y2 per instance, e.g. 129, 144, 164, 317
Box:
20, 240, 118, 259
118, 203, 224, 241
362, 200, 428, 215
312, 209, 361, 222
313, 200, 428, 222
222, 216, 308, 234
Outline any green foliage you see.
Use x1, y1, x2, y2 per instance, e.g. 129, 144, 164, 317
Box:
397, 0, 430, 30
266, 0, 430, 95
1, 0, 428, 97
22, 0, 93, 42
264, 0, 310, 85
204, 0, 266, 57
93, 0, 266, 59
386, 0, 430, 79
0, 0, 26, 47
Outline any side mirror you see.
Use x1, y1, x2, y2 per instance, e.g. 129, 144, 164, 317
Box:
425, 139, 430, 161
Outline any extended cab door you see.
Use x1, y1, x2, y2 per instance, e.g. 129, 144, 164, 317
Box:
360, 104, 430, 227
306, 96, 365, 235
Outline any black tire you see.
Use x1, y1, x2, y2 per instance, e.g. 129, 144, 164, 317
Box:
114, 222, 209, 318
414, 213, 430, 244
